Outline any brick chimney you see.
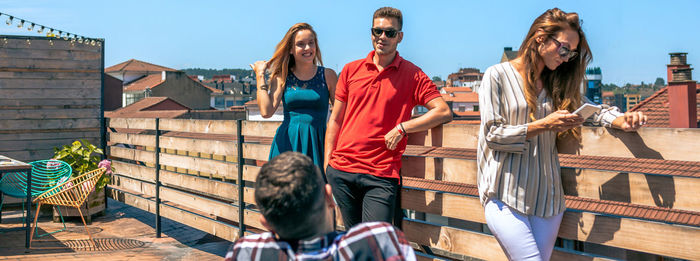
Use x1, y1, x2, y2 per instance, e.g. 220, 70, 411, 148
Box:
667, 52, 697, 128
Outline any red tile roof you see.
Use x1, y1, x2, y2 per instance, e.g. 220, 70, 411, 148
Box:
123, 73, 222, 94
105, 59, 177, 73
105, 97, 190, 119
442, 87, 473, 93
629, 86, 700, 127
124, 74, 163, 92
442, 92, 479, 103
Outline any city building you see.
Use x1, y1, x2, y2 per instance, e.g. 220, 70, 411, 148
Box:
584, 67, 603, 104
501, 47, 518, 63
201, 75, 256, 109
105, 59, 178, 84
122, 70, 221, 110
244, 99, 284, 122
446, 68, 483, 88
625, 93, 641, 112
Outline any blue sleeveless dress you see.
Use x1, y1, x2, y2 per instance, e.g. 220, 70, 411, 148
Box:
269, 66, 329, 169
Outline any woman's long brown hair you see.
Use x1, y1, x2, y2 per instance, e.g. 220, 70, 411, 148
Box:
515, 8, 592, 141
268, 23, 323, 88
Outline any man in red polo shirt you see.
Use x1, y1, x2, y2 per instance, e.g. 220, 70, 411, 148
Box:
324, 7, 452, 228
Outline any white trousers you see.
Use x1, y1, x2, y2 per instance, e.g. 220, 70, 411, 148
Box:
484, 198, 564, 261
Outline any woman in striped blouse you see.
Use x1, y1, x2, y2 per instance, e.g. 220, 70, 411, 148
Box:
477, 8, 646, 260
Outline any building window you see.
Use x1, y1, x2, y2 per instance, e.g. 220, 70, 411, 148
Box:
215, 97, 225, 108
473, 105, 479, 111
226, 100, 234, 107
458, 106, 466, 112
125, 92, 145, 106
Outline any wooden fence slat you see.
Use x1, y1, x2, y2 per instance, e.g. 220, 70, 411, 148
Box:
0, 48, 102, 60
159, 119, 237, 135
0, 137, 98, 152
0, 119, 100, 130
401, 157, 477, 184
562, 168, 700, 212
243, 143, 270, 161
559, 211, 700, 260
241, 121, 279, 138
109, 146, 156, 164
0, 78, 101, 89
109, 133, 156, 147
242, 165, 260, 183
0, 108, 99, 120
159, 170, 237, 202
401, 188, 485, 223
111, 174, 156, 196
108, 118, 156, 130
403, 219, 508, 261
0, 88, 101, 99
112, 161, 156, 182
159, 136, 236, 157
159, 153, 238, 180
0, 98, 101, 107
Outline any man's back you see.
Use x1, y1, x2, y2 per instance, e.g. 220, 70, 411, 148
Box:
225, 222, 416, 261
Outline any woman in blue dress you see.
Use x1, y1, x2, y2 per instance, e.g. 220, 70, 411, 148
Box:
250, 23, 337, 170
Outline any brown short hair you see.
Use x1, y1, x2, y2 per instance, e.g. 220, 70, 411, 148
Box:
373, 7, 403, 30
254, 152, 325, 239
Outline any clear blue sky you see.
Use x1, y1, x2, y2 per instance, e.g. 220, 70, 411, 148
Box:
1, 0, 698, 86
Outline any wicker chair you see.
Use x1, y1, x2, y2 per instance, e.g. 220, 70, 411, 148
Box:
29, 167, 106, 248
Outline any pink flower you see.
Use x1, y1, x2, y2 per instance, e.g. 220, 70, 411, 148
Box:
98, 159, 112, 175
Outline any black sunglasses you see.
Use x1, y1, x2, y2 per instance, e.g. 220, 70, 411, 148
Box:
371, 28, 399, 38
549, 36, 578, 62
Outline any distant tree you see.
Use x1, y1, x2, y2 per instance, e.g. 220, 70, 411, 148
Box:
432, 76, 442, 82
654, 77, 665, 87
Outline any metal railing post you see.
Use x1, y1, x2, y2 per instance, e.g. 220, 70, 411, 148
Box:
237, 119, 245, 238
155, 118, 162, 238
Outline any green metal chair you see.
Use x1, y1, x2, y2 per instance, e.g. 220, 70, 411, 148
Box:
0, 159, 72, 237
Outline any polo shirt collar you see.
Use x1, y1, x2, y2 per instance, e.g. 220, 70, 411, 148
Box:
364, 50, 403, 70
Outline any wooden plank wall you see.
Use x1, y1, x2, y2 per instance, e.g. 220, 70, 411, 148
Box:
106, 118, 700, 260
0, 36, 103, 162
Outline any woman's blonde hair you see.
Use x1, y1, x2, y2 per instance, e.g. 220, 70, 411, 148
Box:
516, 8, 592, 141
268, 23, 323, 87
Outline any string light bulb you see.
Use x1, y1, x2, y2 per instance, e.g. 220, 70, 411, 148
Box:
6, 16, 13, 26
96, 41, 101, 47
27, 23, 34, 31
17, 19, 24, 28
90, 39, 96, 46
57, 31, 63, 38
48, 39, 53, 46
63, 33, 69, 40
37, 26, 44, 34
47, 28, 54, 37
77, 37, 83, 43
26, 38, 31, 45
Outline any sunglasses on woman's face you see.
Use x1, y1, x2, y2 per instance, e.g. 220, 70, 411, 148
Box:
549, 37, 578, 62
371, 28, 399, 38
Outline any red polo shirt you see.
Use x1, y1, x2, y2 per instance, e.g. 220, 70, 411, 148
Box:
329, 51, 441, 179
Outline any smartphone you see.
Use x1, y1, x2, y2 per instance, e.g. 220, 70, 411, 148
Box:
573, 103, 602, 120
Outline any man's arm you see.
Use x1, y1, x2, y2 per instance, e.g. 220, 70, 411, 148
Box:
384, 97, 452, 150
324, 99, 346, 170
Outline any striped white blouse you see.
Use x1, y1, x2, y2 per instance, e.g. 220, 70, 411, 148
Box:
477, 62, 622, 217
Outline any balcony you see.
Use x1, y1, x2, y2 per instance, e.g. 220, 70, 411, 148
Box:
98, 117, 700, 260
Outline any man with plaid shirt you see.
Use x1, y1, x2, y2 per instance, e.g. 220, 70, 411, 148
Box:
224, 152, 415, 260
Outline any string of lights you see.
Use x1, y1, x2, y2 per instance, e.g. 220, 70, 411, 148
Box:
0, 11, 102, 46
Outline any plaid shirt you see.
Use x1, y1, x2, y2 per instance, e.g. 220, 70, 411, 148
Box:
224, 222, 416, 261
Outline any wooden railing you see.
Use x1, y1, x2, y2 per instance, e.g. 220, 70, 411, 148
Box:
105, 117, 700, 260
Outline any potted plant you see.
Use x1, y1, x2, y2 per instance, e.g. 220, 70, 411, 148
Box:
52, 139, 112, 223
